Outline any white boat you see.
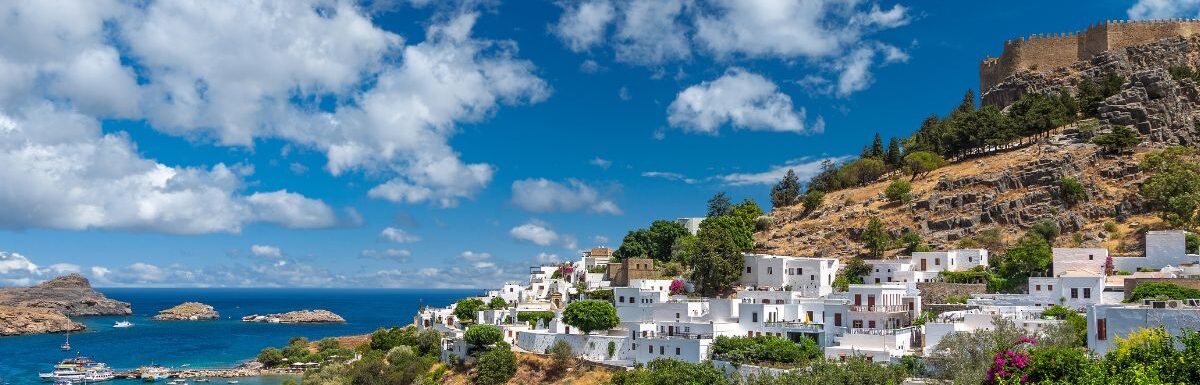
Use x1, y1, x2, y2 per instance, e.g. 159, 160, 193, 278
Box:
40, 357, 97, 382
140, 366, 170, 382
82, 367, 114, 382
60, 334, 70, 351
226, 381, 239, 384
113, 320, 134, 328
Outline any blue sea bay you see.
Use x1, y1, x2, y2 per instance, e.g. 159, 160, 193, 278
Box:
0, 288, 478, 385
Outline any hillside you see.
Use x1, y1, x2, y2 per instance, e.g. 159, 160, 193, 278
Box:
757, 35, 1200, 261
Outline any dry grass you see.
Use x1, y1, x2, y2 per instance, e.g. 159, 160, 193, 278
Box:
439, 352, 614, 385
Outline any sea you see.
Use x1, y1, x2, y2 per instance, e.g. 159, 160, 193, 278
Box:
0, 288, 479, 385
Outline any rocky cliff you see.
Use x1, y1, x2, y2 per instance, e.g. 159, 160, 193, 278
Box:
154, 302, 219, 321
0, 306, 85, 336
763, 36, 1200, 260
0, 274, 131, 316
242, 309, 345, 323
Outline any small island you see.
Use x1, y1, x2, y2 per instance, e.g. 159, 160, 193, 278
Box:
153, 302, 219, 321
241, 309, 344, 323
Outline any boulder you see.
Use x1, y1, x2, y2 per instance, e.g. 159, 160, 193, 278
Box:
154, 302, 219, 321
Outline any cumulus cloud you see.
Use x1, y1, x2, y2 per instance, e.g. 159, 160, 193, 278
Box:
668, 68, 819, 134
510, 221, 559, 246
380, 227, 420, 243
510, 178, 621, 215
535, 252, 561, 264
717, 156, 852, 186
250, 245, 283, 258
590, 157, 613, 169
612, 0, 693, 65
641, 171, 699, 184
1128, 0, 1200, 18
553, 0, 616, 52
0, 1, 551, 233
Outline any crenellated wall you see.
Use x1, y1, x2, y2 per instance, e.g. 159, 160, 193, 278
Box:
980, 19, 1200, 98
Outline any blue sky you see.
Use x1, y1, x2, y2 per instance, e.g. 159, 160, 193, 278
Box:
0, 0, 1178, 288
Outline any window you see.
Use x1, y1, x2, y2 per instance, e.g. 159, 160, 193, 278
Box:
648, 345, 653, 353
1071, 288, 1078, 299
852, 320, 863, 328
806, 311, 813, 322
746, 267, 752, 274
1036, 285, 1041, 291
768, 267, 773, 274
675, 347, 680, 355
752, 312, 759, 322
675, 313, 680, 319
619, 296, 625, 303
1089, 254, 1094, 260
659, 346, 664, 355
799, 268, 804, 275
810, 275, 815, 281
1049, 285, 1054, 290
1097, 318, 1107, 340
935, 258, 941, 266
834, 313, 842, 326
854, 294, 862, 306
875, 278, 881, 283
875, 268, 879, 273
869, 320, 876, 328
1084, 288, 1091, 299
968, 257, 973, 262
776, 300, 784, 304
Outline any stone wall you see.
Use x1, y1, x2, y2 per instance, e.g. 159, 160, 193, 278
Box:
981, 19, 1200, 102
1123, 278, 1200, 299
916, 282, 986, 305
606, 258, 662, 287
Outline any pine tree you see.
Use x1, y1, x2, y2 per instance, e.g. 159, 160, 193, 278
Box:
870, 133, 884, 158
957, 89, 976, 113
707, 192, 733, 218
885, 137, 902, 166
860, 145, 871, 159
770, 169, 801, 208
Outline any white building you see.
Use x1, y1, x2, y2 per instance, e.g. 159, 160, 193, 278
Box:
1088, 299, 1200, 355
822, 284, 921, 362
677, 217, 705, 235
1052, 248, 1108, 276
741, 254, 839, 297
862, 249, 988, 284
1111, 230, 1200, 272
923, 306, 1061, 355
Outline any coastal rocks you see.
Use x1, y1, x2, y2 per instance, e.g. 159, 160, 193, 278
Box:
153, 302, 219, 321
0, 306, 85, 336
241, 309, 344, 323
0, 273, 131, 316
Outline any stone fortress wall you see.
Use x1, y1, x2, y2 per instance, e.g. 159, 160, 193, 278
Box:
980, 19, 1200, 95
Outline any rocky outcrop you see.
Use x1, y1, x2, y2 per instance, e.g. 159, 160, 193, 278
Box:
0, 274, 131, 316
241, 309, 344, 323
153, 302, 219, 321
0, 306, 85, 336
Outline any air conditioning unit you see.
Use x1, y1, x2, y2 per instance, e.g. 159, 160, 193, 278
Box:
1187, 299, 1200, 307
1167, 300, 1183, 308
1151, 301, 1167, 309
1143, 299, 1155, 306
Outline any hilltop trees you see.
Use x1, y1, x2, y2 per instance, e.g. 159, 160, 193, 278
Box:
861, 217, 891, 258
1093, 125, 1140, 154
690, 219, 746, 296
707, 192, 733, 217
1141, 146, 1200, 227
770, 169, 802, 208
453, 298, 486, 324
903, 151, 946, 180
464, 325, 503, 350
614, 220, 690, 261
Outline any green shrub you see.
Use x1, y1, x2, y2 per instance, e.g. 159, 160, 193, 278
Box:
1059, 177, 1085, 205
607, 341, 617, 358
885, 179, 913, 203
1126, 282, 1200, 302
464, 325, 503, 350
474, 342, 517, 385
712, 335, 820, 365
517, 311, 555, 327
562, 300, 619, 334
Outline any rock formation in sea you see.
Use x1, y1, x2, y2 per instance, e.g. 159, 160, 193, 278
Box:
241, 309, 345, 323
0, 306, 85, 336
0, 273, 131, 316
153, 302, 220, 321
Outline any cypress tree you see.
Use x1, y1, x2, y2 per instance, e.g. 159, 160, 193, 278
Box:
870, 133, 884, 158
885, 137, 902, 166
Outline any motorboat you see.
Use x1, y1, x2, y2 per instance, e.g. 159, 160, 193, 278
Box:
113, 320, 134, 328
40, 357, 96, 382
52, 380, 72, 385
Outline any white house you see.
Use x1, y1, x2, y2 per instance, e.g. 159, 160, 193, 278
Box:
1052, 248, 1108, 276
863, 249, 987, 284
822, 284, 921, 362
923, 305, 1061, 355
741, 254, 840, 297
1111, 230, 1200, 272
863, 260, 912, 284
1088, 299, 1200, 355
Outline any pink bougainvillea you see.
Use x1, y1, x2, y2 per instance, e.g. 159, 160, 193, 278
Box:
669, 279, 685, 295
984, 337, 1037, 385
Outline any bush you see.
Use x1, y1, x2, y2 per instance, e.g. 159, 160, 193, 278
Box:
517, 311, 555, 328
415, 329, 442, 356
453, 298, 486, 323
610, 359, 728, 385
548, 340, 575, 375
1103, 221, 1119, 233
607, 341, 617, 358
802, 190, 825, 214
1059, 177, 1085, 205
474, 342, 517, 385
1042, 305, 1087, 347
1093, 125, 1140, 154
257, 347, 285, 367
945, 294, 970, 304
464, 325, 503, 350
885, 179, 912, 203
369, 326, 417, 352
1126, 282, 1200, 302
712, 336, 820, 365
385, 345, 417, 365
487, 297, 507, 310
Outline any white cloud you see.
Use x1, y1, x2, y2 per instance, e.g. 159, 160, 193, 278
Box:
717, 156, 851, 186
510, 221, 559, 246
668, 68, 817, 134
250, 245, 282, 258
535, 252, 561, 264
360, 248, 412, 263
0, 1, 551, 227
380, 227, 420, 243
612, 0, 692, 65
590, 157, 613, 169
835, 43, 909, 97
561, 234, 579, 250
460, 251, 493, 261
553, 0, 615, 52
695, 1, 909, 59
640, 171, 698, 184
0, 252, 40, 276
0, 105, 338, 234
593, 235, 610, 244
510, 178, 622, 214
1129, 0, 1200, 18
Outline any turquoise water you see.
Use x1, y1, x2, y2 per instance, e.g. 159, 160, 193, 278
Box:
0, 288, 478, 385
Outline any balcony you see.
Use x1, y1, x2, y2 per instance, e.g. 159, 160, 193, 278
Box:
845, 326, 913, 336
848, 304, 913, 313
644, 331, 714, 340
762, 321, 824, 333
